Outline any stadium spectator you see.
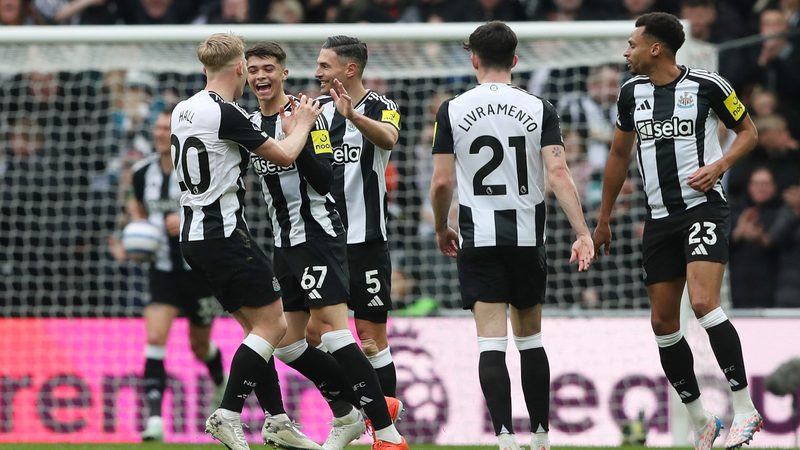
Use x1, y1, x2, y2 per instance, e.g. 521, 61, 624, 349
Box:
730, 167, 783, 308
202, 0, 252, 23
441, 0, 527, 22
727, 115, 800, 201
769, 185, 800, 307
34, 0, 111, 24
113, 0, 200, 24
748, 86, 800, 139
268, 0, 304, 23
0, 0, 44, 24
680, 0, 742, 43
532, 0, 605, 21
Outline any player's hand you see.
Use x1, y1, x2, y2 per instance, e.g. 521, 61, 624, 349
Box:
279, 95, 299, 136
570, 234, 594, 272
330, 79, 355, 120
107, 235, 126, 262
165, 213, 181, 236
435, 227, 459, 258
688, 162, 723, 192
290, 94, 322, 130
592, 221, 612, 256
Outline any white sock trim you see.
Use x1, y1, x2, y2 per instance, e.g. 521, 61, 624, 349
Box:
367, 346, 393, 369
243, 334, 275, 363
655, 330, 683, 348
274, 339, 309, 364
698, 307, 728, 329
513, 333, 543, 351
204, 341, 219, 362
321, 329, 356, 353
316, 342, 328, 353
145, 344, 166, 359
478, 336, 508, 353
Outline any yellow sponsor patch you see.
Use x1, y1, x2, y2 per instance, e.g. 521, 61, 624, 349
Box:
311, 130, 332, 154
381, 109, 401, 129
724, 91, 745, 121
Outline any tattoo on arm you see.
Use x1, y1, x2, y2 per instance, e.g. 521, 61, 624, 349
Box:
550, 147, 562, 157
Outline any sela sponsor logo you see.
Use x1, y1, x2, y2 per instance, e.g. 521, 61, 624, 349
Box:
252, 156, 295, 175
636, 116, 695, 140
333, 143, 362, 164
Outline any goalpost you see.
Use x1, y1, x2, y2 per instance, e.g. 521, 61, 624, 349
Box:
0, 22, 724, 445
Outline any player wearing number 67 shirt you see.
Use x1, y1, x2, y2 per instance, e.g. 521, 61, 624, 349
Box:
170, 33, 322, 450
430, 21, 594, 450
592, 13, 762, 450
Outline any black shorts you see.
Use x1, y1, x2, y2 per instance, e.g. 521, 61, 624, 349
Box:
149, 269, 219, 327
457, 246, 547, 310
180, 228, 281, 313
642, 202, 730, 285
274, 233, 350, 312
347, 240, 393, 323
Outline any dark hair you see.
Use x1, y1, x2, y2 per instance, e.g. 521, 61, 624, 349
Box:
245, 41, 287, 65
635, 12, 685, 54
463, 21, 517, 70
160, 104, 175, 116
322, 35, 368, 75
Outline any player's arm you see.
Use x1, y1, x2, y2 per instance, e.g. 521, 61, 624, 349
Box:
543, 145, 594, 271
221, 95, 321, 166
430, 99, 458, 258
129, 165, 148, 221
295, 118, 334, 195
330, 79, 399, 150
593, 83, 637, 255
688, 80, 758, 192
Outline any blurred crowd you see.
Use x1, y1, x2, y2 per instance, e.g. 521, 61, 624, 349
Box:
1, 0, 799, 313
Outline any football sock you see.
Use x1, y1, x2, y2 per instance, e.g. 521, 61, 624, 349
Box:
686, 398, 712, 430
515, 334, 550, 433
221, 334, 274, 413
368, 347, 397, 398
275, 339, 359, 417
322, 330, 393, 430
203, 342, 225, 386
253, 356, 285, 415
478, 336, 513, 435
143, 345, 166, 417
699, 309, 751, 393
656, 331, 700, 404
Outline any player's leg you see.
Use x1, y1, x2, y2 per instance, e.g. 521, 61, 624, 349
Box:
314, 303, 405, 448
508, 246, 549, 450
459, 246, 516, 450
350, 241, 397, 397
141, 302, 179, 441
687, 261, 761, 448
184, 286, 227, 414
510, 305, 548, 450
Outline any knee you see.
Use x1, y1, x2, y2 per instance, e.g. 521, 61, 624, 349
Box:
190, 339, 209, 360
146, 332, 168, 347
650, 316, 679, 336
356, 322, 388, 349
305, 324, 321, 347
690, 296, 719, 318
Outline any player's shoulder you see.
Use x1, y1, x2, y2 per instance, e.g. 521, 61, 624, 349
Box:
317, 95, 334, 107
685, 67, 734, 94
620, 75, 650, 90
365, 90, 399, 110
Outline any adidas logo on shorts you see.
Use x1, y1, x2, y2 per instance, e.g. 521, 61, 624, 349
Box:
367, 295, 384, 307
691, 244, 709, 256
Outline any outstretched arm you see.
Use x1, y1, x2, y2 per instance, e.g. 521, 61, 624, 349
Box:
593, 128, 636, 256
542, 144, 594, 271
330, 79, 399, 150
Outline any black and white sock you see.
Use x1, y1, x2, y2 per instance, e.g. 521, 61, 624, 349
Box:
478, 336, 513, 435
220, 334, 274, 414
699, 307, 755, 413
656, 331, 708, 429
203, 341, 225, 387
367, 347, 397, 398
321, 329, 401, 442
253, 356, 286, 416
274, 339, 358, 417
515, 333, 549, 434
143, 345, 166, 418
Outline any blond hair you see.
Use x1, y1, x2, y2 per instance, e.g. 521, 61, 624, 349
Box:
197, 33, 246, 73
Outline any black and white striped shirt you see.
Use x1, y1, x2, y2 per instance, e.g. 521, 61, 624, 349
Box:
432, 83, 563, 248
171, 90, 270, 241
617, 66, 747, 219
319, 90, 400, 244
131, 156, 189, 272
250, 103, 344, 247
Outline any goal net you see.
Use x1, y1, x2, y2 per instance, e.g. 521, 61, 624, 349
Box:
0, 23, 733, 446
